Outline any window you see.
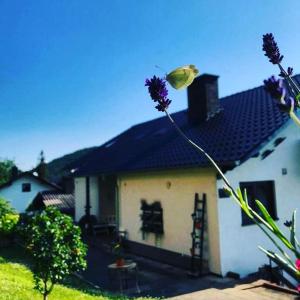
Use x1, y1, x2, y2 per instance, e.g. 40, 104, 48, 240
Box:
140, 200, 164, 236
22, 183, 31, 192
239, 181, 277, 226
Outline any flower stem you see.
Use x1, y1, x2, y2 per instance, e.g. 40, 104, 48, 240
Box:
290, 111, 300, 128
278, 64, 300, 96
163, 109, 237, 197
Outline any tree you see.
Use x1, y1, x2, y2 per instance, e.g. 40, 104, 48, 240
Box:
24, 207, 87, 300
0, 198, 19, 245
0, 197, 15, 216
0, 159, 15, 186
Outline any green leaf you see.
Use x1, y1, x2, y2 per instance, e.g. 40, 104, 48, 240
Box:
236, 188, 252, 218
259, 246, 299, 280
255, 200, 292, 249
166, 65, 199, 89
255, 200, 278, 232
291, 210, 296, 249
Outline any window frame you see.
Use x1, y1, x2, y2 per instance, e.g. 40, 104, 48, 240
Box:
239, 180, 278, 226
22, 183, 31, 193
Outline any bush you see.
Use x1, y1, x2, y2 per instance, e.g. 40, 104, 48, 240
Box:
23, 206, 87, 300
0, 213, 19, 236
0, 197, 15, 216
0, 198, 19, 243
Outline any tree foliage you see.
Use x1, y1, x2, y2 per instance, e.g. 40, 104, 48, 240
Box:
24, 207, 87, 300
0, 198, 18, 237
0, 159, 15, 186
0, 197, 15, 216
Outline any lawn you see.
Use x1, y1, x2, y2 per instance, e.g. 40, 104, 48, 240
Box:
0, 246, 150, 300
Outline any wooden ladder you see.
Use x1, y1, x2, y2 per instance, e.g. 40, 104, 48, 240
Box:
189, 193, 206, 277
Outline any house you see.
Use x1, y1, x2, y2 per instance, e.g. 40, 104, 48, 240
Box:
0, 171, 61, 213
27, 191, 75, 217
73, 74, 300, 278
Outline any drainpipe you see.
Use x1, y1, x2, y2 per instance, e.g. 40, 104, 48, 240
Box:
85, 176, 91, 232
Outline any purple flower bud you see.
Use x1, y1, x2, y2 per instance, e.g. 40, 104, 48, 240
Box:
284, 220, 292, 227
262, 33, 283, 64
279, 67, 293, 78
145, 76, 171, 111
287, 67, 293, 76
145, 76, 168, 102
155, 99, 172, 111
263, 76, 286, 100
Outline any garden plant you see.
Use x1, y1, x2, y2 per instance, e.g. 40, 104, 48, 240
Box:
0, 198, 19, 246
23, 207, 87, 300
145, 33, 300, 291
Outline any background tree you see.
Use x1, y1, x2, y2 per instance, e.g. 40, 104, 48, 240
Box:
0, 198, 19, 246
0, 159, 16, 186
24, 207, 87, 300
0, 197, 15, 216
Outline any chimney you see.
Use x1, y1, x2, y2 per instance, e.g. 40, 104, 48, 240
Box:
187, 74, 221, 124
36, 150, 47, 180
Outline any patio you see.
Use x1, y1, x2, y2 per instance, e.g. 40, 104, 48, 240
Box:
81, 236, 240, 297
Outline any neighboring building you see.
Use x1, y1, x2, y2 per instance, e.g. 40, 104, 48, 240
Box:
0, 172, 61, 213
73, 74, 300, 277
28, 191, 75, 217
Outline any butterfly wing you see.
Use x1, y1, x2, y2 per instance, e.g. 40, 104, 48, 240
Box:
166, 65, 199, 89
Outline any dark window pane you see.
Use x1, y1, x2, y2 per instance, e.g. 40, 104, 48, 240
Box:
22, 183, 31, 192
240, 181, 277, 226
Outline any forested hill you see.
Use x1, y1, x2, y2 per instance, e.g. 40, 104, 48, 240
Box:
47, 147, 97, 184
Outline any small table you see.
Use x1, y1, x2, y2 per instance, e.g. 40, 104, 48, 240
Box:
108, 261, 140, 293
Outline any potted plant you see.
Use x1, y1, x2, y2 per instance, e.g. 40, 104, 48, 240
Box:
113, 243, 125, 267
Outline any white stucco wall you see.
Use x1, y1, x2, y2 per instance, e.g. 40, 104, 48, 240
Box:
0, 175, 56, 213
74, 176, 99, 222
217, 120, 300, 277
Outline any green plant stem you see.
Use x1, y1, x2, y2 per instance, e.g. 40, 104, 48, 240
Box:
163, 110, 235, 196
278, 64, 300, 96
253, 217, 294, 266
290, 111, 300, 128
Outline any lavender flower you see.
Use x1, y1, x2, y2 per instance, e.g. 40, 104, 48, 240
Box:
155, 98, 172, 112
262, 33, 283, 64
145, 76, 172, 111
263, 76, 286, 100
284, 220, 292, 228
279, 67, 293, 78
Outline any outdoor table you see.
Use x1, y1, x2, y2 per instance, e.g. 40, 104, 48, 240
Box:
107, 260, 140, 293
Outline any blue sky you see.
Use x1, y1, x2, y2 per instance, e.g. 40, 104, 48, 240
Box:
1, 0, 300, 170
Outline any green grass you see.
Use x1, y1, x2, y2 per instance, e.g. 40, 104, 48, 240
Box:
0, 246, 150, 300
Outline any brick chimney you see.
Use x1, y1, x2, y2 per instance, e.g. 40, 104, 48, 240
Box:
36, 150, 47, 180
187, 74, 221, 124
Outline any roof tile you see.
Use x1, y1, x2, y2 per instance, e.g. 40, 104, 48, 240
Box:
74, 77, 297, 176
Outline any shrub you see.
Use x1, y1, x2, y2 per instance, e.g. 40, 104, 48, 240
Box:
0, 198, 19, 242
23, 206, 87, 300
0, 213, 19, 236
0, 197, 15, 216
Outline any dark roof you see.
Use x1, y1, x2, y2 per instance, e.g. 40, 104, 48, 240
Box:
29, 191, 74, 211
0, 171, 62, 190
74, 77, 297, 177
